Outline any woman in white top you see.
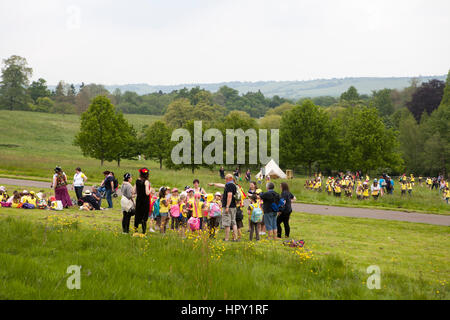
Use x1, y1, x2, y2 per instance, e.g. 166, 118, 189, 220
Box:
73, 167, 88, 201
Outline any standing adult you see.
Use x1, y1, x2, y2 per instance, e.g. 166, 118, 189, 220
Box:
222, 174, 238, 242
193, 179, 207, 195
52, 166, 72, 208
219, 166, 225, 179
259, 182, 279, 240
120, 173, 135, 233
73, 167, 87, 201
277, 182, 296, 239
101, 171, 115, 209
245, 169, 251, 182
134, 168, 151, 234
261, 166, 266, 180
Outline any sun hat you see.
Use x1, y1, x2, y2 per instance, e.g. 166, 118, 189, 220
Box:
215, 192, 222, 197
172, 188, 179, 193
0, 186, 5, 192
22, 190, 29, 194
84, 190, 92, 196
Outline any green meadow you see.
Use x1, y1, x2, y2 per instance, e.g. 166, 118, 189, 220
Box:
0, 188, 448, 299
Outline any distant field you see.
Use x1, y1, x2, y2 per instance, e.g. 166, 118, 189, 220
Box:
0, 110, 160, 179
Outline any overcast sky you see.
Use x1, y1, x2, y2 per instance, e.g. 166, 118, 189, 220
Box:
1, 0, 449, 85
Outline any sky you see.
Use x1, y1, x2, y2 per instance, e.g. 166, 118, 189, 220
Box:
1, 0, 449, 85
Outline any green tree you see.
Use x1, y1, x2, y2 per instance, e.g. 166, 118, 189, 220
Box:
111, 112, 139, 167
141, 120, 171, 169
163, 98, 194, 128
32, 97, 54, 112
398, 111, 424, 173
340, 86, 360, 102
371, 89, 394, 117
74, 96, 120, 166
0, 55, 32, 110
28, 78, 51, 103
336, 106, 402, 173
280, 100, 333, 175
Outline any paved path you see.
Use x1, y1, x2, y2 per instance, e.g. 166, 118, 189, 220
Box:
1, 178, 449, 226
292, 203, 450, 226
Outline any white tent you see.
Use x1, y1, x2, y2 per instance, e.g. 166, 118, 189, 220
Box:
256, 159, 287, 179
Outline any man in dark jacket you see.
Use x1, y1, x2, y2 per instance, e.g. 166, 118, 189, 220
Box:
259, 182, 279, 240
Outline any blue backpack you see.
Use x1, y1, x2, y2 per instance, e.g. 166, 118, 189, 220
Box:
152, 198, 160, 218
250, 205, 263, 223
271, 197, 286, 213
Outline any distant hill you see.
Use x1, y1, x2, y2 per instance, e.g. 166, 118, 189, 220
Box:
53, 76, 447, 100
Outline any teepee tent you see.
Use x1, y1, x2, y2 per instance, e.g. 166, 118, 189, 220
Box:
256, 159, 287, 179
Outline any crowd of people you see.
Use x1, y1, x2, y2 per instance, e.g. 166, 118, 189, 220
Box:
118, 169, 296, 241
305, 172, 449, 203
2, 165, 448, 242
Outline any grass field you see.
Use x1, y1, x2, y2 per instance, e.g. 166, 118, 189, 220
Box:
1, 110, 449, 215
0, 186, 448, 299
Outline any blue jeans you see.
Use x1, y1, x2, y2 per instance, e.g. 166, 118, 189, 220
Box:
105, 189, 113, 208
264, 212, 277, 232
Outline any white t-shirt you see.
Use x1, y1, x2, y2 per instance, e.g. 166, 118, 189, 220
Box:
73, 172, 87, 187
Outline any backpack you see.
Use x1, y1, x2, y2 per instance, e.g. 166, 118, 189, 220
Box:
153, 198, 160, 217
1, 202, 12, 208
170, 204, 180, 218
209, 202, 221, 217
188, 217, 200, 231
268, 191, 283, 212
234, 184, 242, 203
22, 203, 35, 209
250, 205, 263, 223
113, 178, 119, 189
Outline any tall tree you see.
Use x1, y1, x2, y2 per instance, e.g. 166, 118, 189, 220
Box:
141, 120, 171, 169
28, 78, 50, 103
74, 96, 119, 165
280, 100, 333, 175
371, 89, 394, 117
336, 106, 402, 173
111, 112, 139, 167
340, 86, 360, 102
406, 79, 445, 122
0, 55, 32, 110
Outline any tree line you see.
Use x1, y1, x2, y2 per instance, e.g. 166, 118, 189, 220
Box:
1, 55, 448, 175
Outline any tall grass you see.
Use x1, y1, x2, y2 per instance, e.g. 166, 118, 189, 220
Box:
0, 215, 447, 300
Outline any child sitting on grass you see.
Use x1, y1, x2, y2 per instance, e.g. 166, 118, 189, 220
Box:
0, 186, 9, 202
8, 191, 22, 208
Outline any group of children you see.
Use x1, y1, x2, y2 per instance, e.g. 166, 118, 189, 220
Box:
137, 183, 265, 241
0, 186, 62, 210
305, 173, 449, 203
